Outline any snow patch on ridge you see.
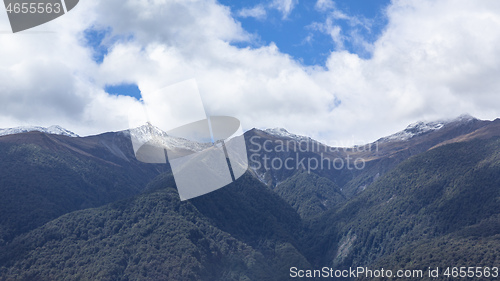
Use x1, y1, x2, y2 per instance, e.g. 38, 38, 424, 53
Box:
264, 128, 314, 142
127, 123, 212, 153
381, 114, 477, 142
0, 125, 79, 137
383, 121, 445, 142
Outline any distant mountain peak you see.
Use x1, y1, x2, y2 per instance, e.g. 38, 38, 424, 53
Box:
263, 127, 313, 142
452, 113, 477, 123
129, 122, 167, 138
127, 123, 211, 152
382, 114, 478, 142
0, 125, 79, 137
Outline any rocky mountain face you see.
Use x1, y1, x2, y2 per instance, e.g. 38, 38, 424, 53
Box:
0, 115, 500, 280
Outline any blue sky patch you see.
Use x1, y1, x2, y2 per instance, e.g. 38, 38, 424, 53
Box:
84, 27, 112, 64
220, 0, 390, 65
105, 83, 142, 100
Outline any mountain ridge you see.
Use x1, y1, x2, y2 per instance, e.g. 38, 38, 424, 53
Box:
0, 114, 492, 149
0, 125, 79, 138
379, 114, 478, 143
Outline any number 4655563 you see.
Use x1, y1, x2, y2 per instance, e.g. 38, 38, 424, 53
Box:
5, 2, 62, 14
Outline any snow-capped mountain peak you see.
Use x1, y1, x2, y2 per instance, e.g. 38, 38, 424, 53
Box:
127, 123, 212, 153
0, 125, 79, 137
384, 121, 445, 142
263, 127, 313, 142
451, 113, 477, 123
382, 114, 477, 142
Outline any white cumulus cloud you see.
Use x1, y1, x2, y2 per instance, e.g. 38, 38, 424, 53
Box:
270, 0, 298, 19
237, 5, 267, 20
0, 0, 500, 145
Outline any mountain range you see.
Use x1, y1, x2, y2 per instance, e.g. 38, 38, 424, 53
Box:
0, 115, 499, 280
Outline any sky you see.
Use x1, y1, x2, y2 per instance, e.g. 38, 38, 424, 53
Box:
1, 0, 500, 145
